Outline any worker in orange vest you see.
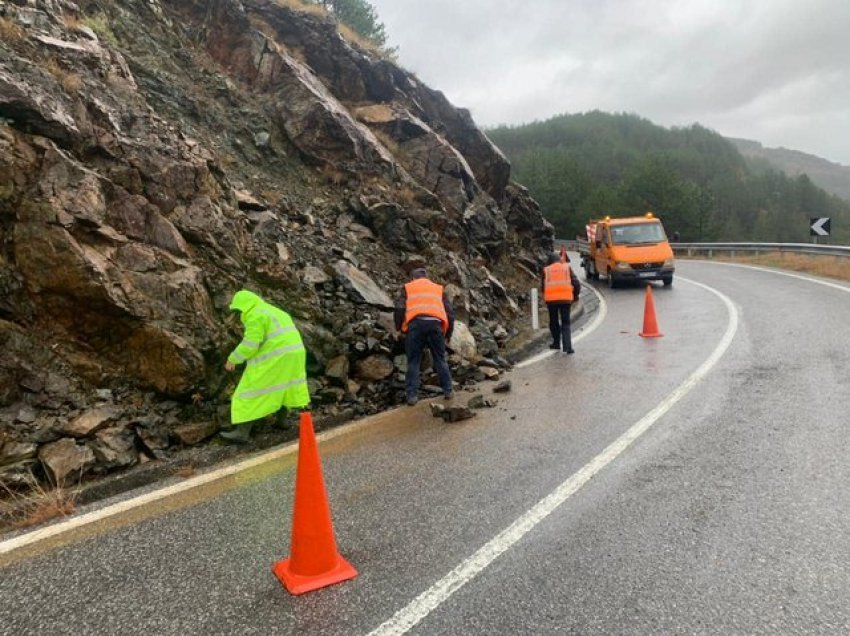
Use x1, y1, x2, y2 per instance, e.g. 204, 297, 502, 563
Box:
542, 252, 581, 353
394, 268, 455, 406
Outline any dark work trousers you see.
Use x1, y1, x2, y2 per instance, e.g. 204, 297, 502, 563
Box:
547, 302, 572, 351
405, 318, 453, 399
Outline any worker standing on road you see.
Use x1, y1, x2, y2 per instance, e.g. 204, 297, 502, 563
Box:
221, 289, 310, 442
542, 252, 581, 354
394, 268, 455, 406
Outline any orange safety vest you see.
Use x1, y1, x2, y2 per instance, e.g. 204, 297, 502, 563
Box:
544, 263, 574, 302
402, 278, 449, 333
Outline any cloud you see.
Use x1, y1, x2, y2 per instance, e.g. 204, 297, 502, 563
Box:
369, 0, 850, 164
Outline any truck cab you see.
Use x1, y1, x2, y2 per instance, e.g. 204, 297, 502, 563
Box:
579, 213, 675, 287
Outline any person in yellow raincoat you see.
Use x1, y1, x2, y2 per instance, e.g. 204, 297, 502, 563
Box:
220, 290, 310, 442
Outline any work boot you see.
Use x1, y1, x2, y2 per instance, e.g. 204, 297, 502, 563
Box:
549, 342, 560, 350
406, 395, 418, 406
219, 422, 253, 443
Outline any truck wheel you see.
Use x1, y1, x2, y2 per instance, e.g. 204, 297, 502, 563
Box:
589, 262, 599, 280
663, 276, 673, 287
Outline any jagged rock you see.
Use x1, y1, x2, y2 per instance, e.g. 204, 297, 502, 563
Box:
91, 426, 138, 469
303, 265, 330, 285
493, 380, 512, 393
325, 355, 350, 382
0, 460, 39, 488
470, 323, 499, 358
478, 366, 500, 380
135, 419, 170, 453
448, 321, 477, 361
0, 0, 553, 488
173, 421, 219, 446
467, 395, 496, 409
333, 260, 393, 308
38, 438, 95, 484
0, 440, 38, 467
15, 406, 37, 424
63, 406, 122, 438
440, 406, 475, 423
234, 189, 267, 211
355, 355, 394, 381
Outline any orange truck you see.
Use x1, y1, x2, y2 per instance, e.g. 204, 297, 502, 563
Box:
578, 213, 675, 287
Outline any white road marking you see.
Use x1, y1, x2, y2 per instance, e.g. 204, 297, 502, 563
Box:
0, 417, 373, 557
368, 276, 738, 635
515, 283, 608, 368
701, 260, 850, 293
0, 282, 606, 558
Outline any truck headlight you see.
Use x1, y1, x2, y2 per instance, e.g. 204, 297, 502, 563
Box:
615, 261, 632, 272
663, 258, 674, 267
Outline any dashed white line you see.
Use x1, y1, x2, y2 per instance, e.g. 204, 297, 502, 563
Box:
368, 276, 738, 635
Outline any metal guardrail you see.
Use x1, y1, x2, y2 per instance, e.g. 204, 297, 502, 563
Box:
672, 242, 850, 258
556, 239, 850, 258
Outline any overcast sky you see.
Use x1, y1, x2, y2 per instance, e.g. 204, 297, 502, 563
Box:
368, 0, 850, 166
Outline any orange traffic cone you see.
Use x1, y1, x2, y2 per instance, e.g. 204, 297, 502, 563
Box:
272, 412, 357, 595
639, 285, 663, 338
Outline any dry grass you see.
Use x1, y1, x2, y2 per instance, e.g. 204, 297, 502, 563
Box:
260, 190, 283, 206
61, 13, 81, 31
0, 17, 25, 42
337, 23, 382, 54
319, 163, 347, 186
81, 13, 117, 46
273, 0, 328, 17
684, 251, 850, 281
396, 186, 420, 206
1, 471, 79, 530
270, 0, 387, 57
43, 58, 83, 95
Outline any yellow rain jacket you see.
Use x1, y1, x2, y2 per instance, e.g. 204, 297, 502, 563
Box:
227, 290, 310, 424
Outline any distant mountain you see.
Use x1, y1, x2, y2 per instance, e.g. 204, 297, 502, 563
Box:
729, 139, 850, 202
487, 111, 850, 243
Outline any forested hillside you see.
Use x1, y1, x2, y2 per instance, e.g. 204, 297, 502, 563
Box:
488, 112, 850, 243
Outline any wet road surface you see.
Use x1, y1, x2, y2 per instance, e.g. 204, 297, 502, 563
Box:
2, 260, 849, 634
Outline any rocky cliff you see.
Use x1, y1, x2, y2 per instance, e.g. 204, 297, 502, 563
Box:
0, 0, 553, 487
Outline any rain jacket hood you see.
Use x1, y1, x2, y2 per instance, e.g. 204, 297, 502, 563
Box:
229, 289, 263, 313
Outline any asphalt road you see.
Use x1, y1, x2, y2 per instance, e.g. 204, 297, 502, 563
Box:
2, 260, 849, 635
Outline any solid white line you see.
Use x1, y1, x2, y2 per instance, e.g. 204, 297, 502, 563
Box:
0, 417, 373, 556
0, 281, 606, 557
368, 276, 738, 635
699, 260, 850, 293
515, 283, 608, 368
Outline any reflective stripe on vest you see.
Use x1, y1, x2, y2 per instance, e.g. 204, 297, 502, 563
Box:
544, 263, 574, 302
402, 278, 448, 333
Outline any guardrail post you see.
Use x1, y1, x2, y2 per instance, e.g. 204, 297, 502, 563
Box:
530, 288, 539, 330
708, 249, 713, 259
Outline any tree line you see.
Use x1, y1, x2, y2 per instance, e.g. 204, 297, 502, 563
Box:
306, 0, 391, 51
487, 111, 850, 243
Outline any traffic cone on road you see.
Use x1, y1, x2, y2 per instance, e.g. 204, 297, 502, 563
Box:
639, 285, 663, 338
272, 411, 357, 595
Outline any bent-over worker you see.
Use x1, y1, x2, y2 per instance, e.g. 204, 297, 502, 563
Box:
394, 268, 455, 406
221, 290, 310, 442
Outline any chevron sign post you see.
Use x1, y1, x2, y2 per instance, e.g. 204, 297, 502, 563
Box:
810, 217, 831, 237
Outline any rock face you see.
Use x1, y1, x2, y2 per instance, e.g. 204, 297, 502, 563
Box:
0, 0, 553, 486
